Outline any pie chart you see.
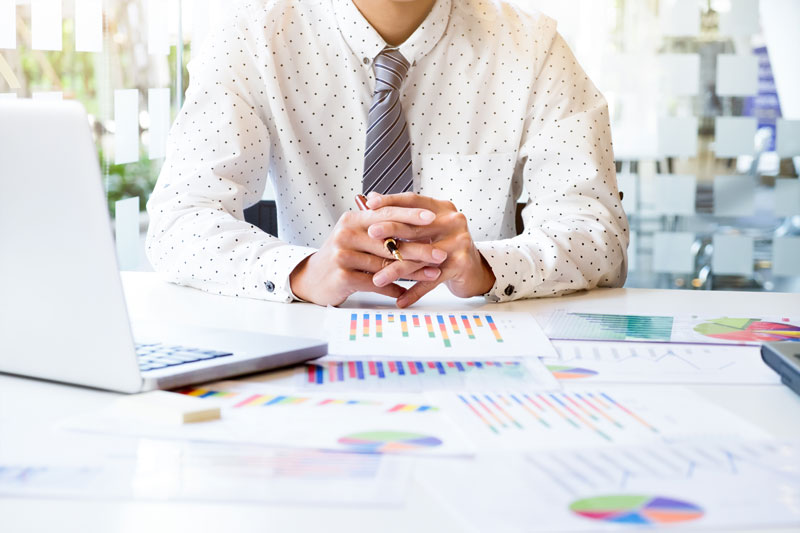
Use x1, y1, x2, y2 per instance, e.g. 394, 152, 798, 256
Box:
338, 431, 442, 453
546, 365, 598, 380
570, 494, 704, 525
694, 317, 800, 343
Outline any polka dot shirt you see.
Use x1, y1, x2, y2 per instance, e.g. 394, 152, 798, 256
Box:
146, 0, 629, 303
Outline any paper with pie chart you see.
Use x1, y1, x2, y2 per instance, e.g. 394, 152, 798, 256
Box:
62, 381, 473, 457
416, 439, 800, 531
540, 339, 780, 384
545, 310, 800, 345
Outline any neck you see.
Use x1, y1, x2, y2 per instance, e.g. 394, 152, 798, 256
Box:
352, 0, 437, 46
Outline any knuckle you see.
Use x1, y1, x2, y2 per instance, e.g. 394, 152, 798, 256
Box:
339, 211, 356, 225
443, 200, 457, 212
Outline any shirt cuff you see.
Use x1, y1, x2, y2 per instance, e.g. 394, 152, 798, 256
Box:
474, 240, 538, 303
250, 244, 317, 303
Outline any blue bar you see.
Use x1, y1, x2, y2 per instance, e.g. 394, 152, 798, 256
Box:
396, 361, 405, 375
455, 362, 465, 372
418, 405, 431, 412
377, 362, 385, 379
461, 314, 468, 321
356, 361, 364, 380
351, 313, 357, 321
347, 400, 358, 404
436, 362, 446, 375
315, 365, 324, 384
336, 362, 344, 381
549, 393, 569, 409
200, 391, 217, 398
437, 314, 445, 325
265, 395, 286, 405
475, 362, 483, 368
486, 315, 495, 325
415, 362, 425, 373
376, 313, 382, 322
401, 314, 407, 323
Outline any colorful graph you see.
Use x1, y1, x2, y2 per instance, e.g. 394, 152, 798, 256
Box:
177, 388, 382, 409
307, 360, 523, 383
347, 312, 504, 348
694, 317, 800, 342
569, 494, 704, 525
456, 390, 659, 442
546, 365, 599, 380
338, 431, 443, 453
547, 312, 674, 342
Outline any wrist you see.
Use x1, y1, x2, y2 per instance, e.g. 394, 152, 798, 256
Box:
289, 253, 315, 302
475, 250, 496, 296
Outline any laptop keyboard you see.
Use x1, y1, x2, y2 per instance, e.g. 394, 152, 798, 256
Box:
135, 343, 234, 372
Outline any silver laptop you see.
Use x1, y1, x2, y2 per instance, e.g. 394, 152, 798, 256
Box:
0, 100, 327, 393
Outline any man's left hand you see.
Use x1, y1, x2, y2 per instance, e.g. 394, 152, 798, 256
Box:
364, 192, 496, 308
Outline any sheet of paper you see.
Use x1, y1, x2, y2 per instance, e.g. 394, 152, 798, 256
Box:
0, 441, 411, 505
326, 309, 557, 359
715, 116, 757, 157
63, 382, 473, 457
114, 197, 140, 271
31, 0, 62, 51
658, 117, 697, 158
544, 310, 800, 345
147, 87, 170, 159
658, 54, 699, 96
775, 178, 800, 216
147, 0, 170, 55
430, 385, 768, 452
542, 340, 779, 384
716, 54, 759, 96
660, 0, 700, 36
416, 440, 800, 531
0, 93, 16, 99
719, 0, 761, 36
773, 237, 800, 277
712, 234, 754, 276
652, 232, 695, 273
74, 0, 103, 53
0, 0, 15, 49
714, 175, 755, 216
114, 89, 139, 164
653, 174, 696, 215
299, 357, 559, 393
776, 119, 800, 158
31, 91, 63, 101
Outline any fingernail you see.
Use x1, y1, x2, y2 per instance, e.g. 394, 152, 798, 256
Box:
373, 273, 388, 287
396, 296, 407, 308
424, 267, 440, 279
366, 192, 381, 208
368, 225, 383, 238
432, 249, 447, 262
419, 210, 435, 222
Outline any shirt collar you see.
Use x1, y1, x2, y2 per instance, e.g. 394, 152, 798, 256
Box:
332, 0, 452, 69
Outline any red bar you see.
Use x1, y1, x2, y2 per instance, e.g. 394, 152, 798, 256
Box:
318, 399, 333, 406
369, 361, 377, 375
307, 365, 316, 383
328, 362, 336, 383
428, 361, 436, 368
388, 361, 397, 373
348, 361, 356, 378
447, 361, 455, 367
408, 362, 417, 375
233, 394, 261, 408
467, 361, 475, 366
388, 404, 404, 412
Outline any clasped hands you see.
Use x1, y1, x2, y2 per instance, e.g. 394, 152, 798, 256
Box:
289, 192, 496, 307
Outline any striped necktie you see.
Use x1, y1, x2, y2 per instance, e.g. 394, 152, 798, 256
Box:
363, 48, 413, 195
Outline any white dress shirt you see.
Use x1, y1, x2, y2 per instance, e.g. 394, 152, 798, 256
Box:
146, 0, 629, 303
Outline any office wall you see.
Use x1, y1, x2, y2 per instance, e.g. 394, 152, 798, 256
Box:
1, 0, 798, 291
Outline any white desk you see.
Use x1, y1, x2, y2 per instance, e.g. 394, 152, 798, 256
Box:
2, 272, 799, 533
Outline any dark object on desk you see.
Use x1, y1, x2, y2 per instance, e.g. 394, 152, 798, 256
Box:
761, 342, 800, 397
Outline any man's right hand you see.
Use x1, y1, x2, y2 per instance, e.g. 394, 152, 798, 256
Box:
289, 206, 448, 306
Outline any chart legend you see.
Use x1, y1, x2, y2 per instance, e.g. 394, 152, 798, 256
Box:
338, 431, 443, 453
546, 365, 599, 380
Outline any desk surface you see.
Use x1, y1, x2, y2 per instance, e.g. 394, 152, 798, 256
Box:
2, 273, 800, 532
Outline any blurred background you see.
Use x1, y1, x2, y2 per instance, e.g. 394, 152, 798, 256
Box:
1, 0, 798, 292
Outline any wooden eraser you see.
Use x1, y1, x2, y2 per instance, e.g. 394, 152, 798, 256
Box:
114, 390, 221, 424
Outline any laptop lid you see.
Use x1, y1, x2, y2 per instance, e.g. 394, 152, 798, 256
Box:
0, 100, 143, 392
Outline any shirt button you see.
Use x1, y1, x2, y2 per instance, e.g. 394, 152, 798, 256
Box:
504, 284, 514, 296
265, 281, 275, 293
363, 57, 370, 65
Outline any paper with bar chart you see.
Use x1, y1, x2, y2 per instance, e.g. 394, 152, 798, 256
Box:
541, 340, 780, 384
0, 441, 411, 505
545, 310, 800, 345
326, 309, 557, 358
415, 440, 800, 531
430, 385, 768, 451
62, 382, 473, 456
300, 358, 559, 392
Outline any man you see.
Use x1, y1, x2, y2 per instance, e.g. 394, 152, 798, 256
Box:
146, 0, 629, 308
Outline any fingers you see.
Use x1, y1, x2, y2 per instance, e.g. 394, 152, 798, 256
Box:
344, 270, 407, 299
373, 260, 440, 287
368, 221, 439, 242
396, 279, 442, 308
366, 191, 453, 213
